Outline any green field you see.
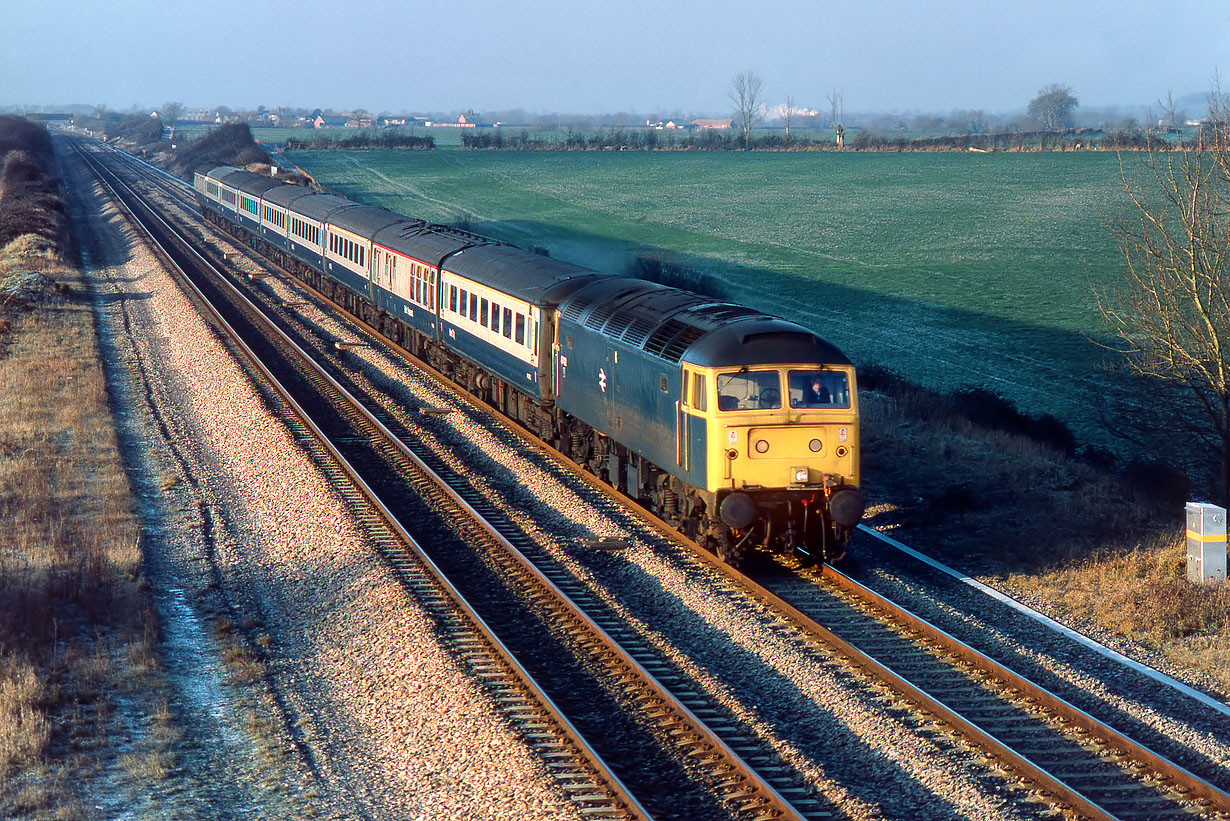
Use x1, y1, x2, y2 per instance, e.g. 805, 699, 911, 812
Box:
285, 148, 1137, 441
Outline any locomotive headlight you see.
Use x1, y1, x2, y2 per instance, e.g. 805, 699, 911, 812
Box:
836, 445, 850, 458
792, 466, 810, 483
809, 438, 822, 453
754, 439, 769, 454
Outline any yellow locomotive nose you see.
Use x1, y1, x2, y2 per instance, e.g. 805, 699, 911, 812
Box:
729, 423, 858, 490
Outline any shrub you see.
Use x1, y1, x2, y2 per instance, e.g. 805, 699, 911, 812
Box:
105, 113, 164, 145
1121, 458, 1190, 509
171, 123, 261, 177
627, 253, 730, 299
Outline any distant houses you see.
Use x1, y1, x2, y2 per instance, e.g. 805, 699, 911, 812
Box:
313, 113, 350, 129
690, 118, 734, 130
156, 107, 740, 134
425, 110, 489, 128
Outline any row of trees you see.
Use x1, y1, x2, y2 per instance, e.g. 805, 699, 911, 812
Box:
727, 71, 1083, 150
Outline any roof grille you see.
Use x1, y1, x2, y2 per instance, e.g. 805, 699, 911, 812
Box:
620, 315, 658, 346
585, 301, 620, 330
600, 309, 638, 339
561, 294, 596, 322
644, 319, 705, 362
661, 325, 705, 362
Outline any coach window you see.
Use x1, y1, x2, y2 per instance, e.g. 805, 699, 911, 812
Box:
469, 294, 478, 323
480, 298, 489, 328
490, 302, 500, 334
450, 286, 458, 313
515, 314, 526, 345
502, 307, 512, 338
458, 288, 466, 315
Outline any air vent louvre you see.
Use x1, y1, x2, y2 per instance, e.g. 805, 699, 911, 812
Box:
585, 301, 620, 330
660, 325, 705, 363
620, 315, 657, 346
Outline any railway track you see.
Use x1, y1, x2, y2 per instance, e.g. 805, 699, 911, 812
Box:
84, 140, 1230, 820
74, 140, 836, 819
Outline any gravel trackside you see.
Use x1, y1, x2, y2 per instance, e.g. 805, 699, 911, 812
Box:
66, 147, 585, 819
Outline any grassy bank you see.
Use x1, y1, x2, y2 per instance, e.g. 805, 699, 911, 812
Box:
0, 119, 174, 817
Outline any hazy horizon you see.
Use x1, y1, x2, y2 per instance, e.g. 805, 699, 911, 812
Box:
4, 0, 1227, 117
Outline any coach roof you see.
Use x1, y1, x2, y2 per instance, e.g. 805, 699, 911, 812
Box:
262, 182, 317, 210
327, 204, 408, 238
444, 243, 610, 306
287, 192, 359, 222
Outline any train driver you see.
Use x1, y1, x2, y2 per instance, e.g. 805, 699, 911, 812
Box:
802, 373, 831, 406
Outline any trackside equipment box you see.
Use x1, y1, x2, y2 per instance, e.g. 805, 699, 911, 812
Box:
1186, 502, 1227, 584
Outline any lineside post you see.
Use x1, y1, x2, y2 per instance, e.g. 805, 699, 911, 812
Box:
1185, 501, 1227, 584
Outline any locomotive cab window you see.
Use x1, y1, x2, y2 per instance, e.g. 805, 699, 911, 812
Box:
691, 373, 707, 411
716, 370, 781, 411
788, 370, 850, 409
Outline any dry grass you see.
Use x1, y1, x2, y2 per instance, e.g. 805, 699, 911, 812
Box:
861, 386, 1230, 693
1001, 531, 1230, 690
0, 234, 168, 813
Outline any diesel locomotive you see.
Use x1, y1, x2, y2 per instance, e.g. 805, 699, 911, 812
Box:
194, 165, 864, 563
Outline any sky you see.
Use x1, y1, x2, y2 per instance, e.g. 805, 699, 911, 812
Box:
3, 0, 1229, 117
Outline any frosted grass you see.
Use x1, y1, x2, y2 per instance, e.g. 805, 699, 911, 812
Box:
287, 149, 1134, 438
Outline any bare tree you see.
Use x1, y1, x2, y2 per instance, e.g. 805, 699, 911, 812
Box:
827, 89, 845, 147
159, 101, 184, 138
1027, 83, 1078, 130
782, 95, 797, 144
729, 70, 765, 149
1099, 86, 1230, 502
